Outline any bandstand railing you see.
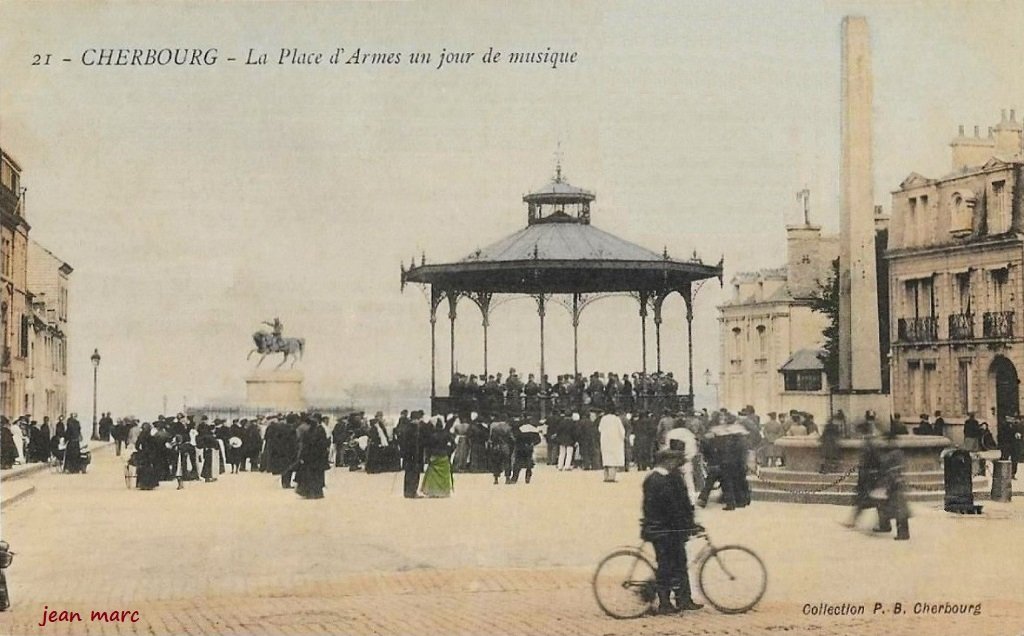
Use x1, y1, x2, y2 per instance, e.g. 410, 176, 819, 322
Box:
431, 393, 692, 420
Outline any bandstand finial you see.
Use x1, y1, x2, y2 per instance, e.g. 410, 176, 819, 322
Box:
554, 141, 564, 183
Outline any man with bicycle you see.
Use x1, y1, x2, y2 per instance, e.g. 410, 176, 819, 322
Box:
642, 448, 704, 614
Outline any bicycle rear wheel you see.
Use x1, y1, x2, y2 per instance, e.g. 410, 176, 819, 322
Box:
698, 545, 767, 614
592, 549, 657, 619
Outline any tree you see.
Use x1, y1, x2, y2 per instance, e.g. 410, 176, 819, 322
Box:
810, 258, 839, 389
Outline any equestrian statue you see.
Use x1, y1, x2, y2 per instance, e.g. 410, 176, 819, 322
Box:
248, 317, 305, 369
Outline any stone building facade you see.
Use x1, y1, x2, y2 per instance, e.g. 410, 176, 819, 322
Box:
0, 148, 31, 417
718, 220, 838, 420
0, 147, 71, 421
27, 240, 72, 422
888, 110, 1024, 433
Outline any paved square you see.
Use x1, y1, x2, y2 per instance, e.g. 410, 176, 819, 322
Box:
1, 447, 1022, 635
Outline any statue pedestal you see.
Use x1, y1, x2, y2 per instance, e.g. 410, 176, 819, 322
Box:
245, 369, 305, 412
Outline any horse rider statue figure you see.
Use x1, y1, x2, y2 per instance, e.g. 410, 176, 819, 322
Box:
248, 317, 305, 369
263, 317, 284, 351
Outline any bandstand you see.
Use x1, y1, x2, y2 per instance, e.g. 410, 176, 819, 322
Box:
400, 166, 723, 418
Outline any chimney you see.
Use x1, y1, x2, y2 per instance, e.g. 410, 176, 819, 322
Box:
950, 120, 996, 171
994, 108, 1023, 157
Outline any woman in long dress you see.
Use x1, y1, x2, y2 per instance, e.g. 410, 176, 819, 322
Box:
134, 423, 161, 490
450, 415, 471, 472
421, 416, 455, 498
63, 418, 84, 474
8, 422, 25, 468
0, 422, 17, 469
295, 423, 329, 499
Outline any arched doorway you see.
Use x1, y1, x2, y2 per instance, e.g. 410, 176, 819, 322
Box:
989, 355, 1019, 425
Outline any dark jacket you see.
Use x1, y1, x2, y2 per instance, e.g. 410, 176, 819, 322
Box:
642, 468, 694, 540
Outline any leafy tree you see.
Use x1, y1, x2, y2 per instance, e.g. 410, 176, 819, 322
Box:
810, 258, 840, 389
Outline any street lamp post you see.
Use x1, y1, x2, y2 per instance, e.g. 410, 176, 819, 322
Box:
90, 348, 101, 440
704, 368, 719, 409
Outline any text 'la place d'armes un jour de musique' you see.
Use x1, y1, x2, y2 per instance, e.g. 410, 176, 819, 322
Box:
32, 46, 579, 70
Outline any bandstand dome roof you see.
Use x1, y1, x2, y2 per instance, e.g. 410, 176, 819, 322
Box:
465, 222, 661, 263
401, 169, 722, 295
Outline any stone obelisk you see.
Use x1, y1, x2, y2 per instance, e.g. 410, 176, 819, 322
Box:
836, 16, 888, 424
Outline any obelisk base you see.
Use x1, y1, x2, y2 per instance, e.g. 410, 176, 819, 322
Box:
245, 369, 306, 412
831, 390, 890, 436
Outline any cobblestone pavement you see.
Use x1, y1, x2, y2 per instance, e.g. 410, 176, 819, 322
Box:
1, 447, 1023, 635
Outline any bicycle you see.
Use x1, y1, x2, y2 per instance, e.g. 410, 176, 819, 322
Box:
592, 526, 767, 618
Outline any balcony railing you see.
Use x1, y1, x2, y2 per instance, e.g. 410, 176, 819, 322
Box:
897, 316, 938, 342
983, 311, 1015, 339
948, 312, 975, 340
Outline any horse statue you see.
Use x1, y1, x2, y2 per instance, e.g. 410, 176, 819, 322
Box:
248, 331, 305, 369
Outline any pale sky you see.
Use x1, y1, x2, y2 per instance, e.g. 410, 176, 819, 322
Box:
2, 1, 1023, 416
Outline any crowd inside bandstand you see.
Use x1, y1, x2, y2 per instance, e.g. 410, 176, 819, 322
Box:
446, 368, 682, 417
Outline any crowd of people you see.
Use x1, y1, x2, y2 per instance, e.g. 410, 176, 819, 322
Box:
0, 414, 91, 473
447, 368, 682, 415
121, 413, 334, 497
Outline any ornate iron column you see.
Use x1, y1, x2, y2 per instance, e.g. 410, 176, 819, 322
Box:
468, 292, 493, 377
683, 284, 695, 404
572, 292, 581, 377
447, 291, 459, 382
536, 294, 548, 385
638, 291, 650, 374
653, 293, 667, 373
429, 287, 443, 398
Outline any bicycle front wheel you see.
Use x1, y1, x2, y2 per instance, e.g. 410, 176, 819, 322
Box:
592, 549, 657, 619
698, 545, 767, 614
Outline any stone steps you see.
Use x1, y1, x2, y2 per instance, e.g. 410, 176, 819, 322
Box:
748, 485, 992, 506
757, 468, 945, 485
746, 468, 989, 505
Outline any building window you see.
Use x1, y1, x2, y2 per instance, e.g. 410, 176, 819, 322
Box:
904, 277, 935, 318
950, 191, 974, 235
919, 195, 929, 243
955, 271, 972, 313
907, 197, 917, 245
783, 370, 822, 392
756, 325, 767, 354
992, 268, 1008, 311
1, 238, 10, 279
19, 314, 29, 358
958, 360, 972, 414
910, 361, 937, 415
990, 180, 1009, 233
